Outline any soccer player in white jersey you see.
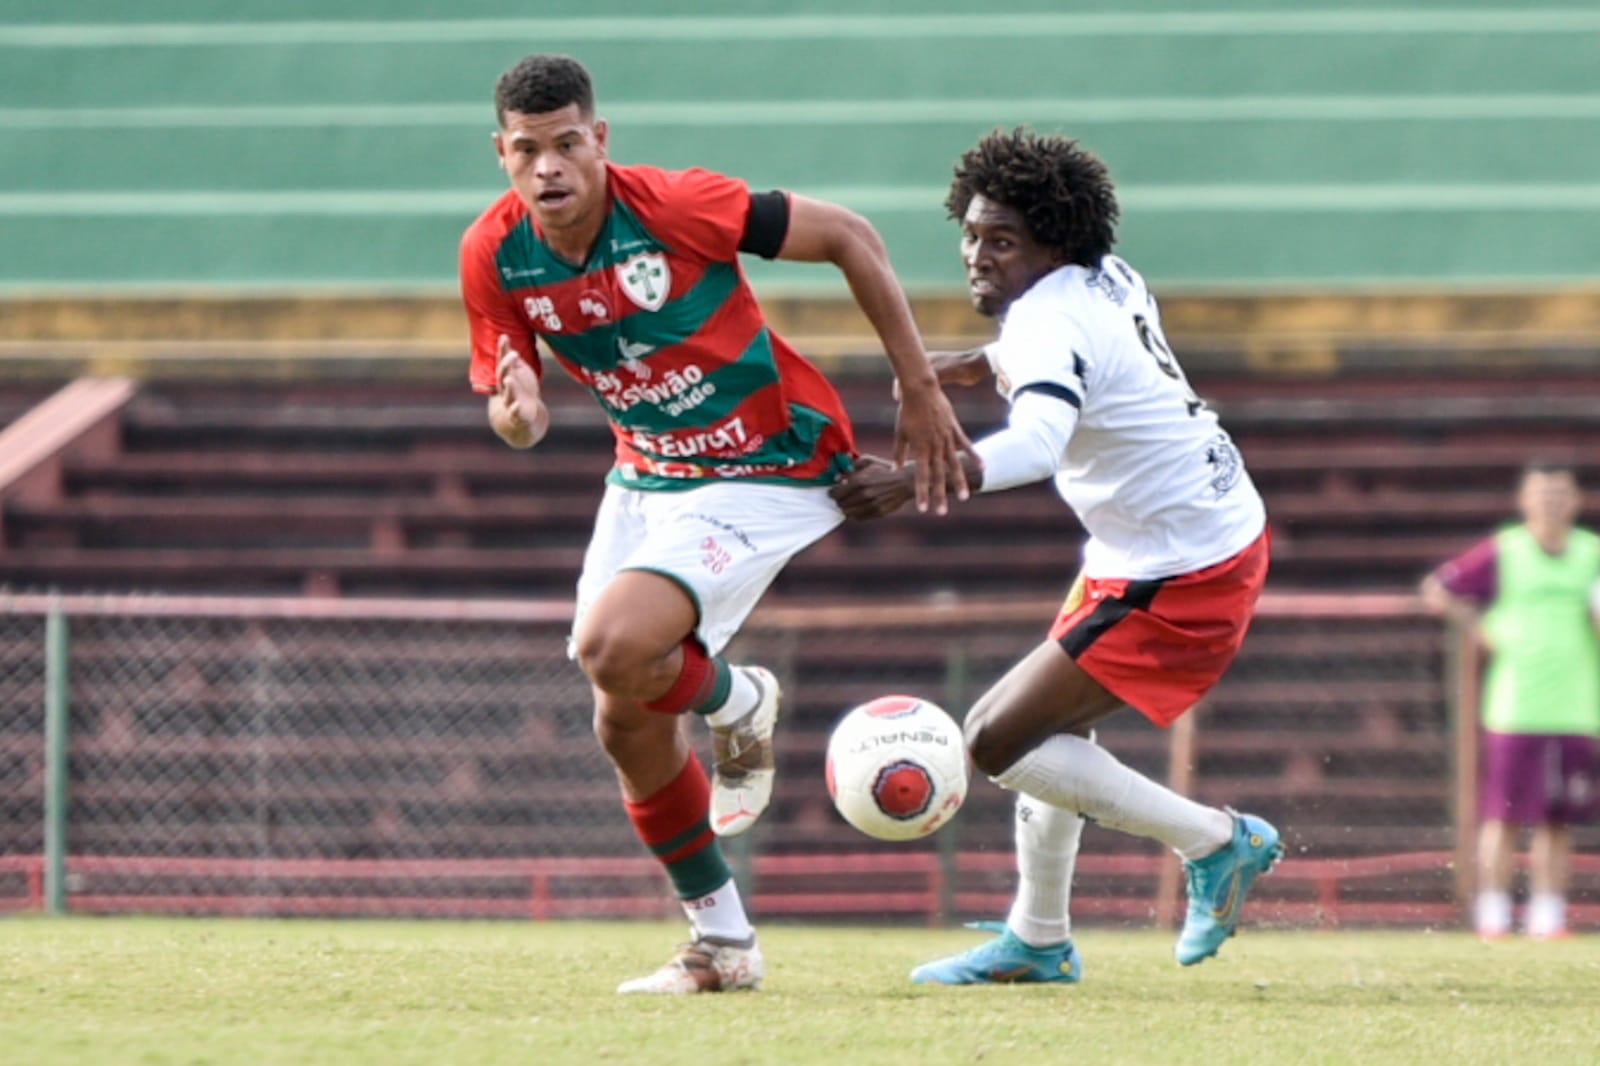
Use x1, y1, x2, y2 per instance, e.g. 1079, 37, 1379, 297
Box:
831, 128, 1283, 980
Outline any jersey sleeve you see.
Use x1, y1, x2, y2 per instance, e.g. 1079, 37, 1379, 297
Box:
973, 389, 1079, 493
986, 296, 1093, 409
459, 223, 540, 395
631, 166, 751, 263
1434, 537, 1498, 606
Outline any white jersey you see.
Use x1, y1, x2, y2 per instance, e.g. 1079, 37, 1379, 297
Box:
983, 255, 1266, 580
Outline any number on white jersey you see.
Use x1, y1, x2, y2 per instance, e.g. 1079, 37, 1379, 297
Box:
1133, 312, 1205, 417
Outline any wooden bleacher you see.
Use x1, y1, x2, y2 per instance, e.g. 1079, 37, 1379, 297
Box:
6, 362, 1597, 597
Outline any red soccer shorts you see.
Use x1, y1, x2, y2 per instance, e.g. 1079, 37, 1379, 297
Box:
1049, 528, 1270, 727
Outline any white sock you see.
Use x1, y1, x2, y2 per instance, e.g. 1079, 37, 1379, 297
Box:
1475, 890, 1512, 935
1006, 793, 1084, 947
994, 733, 1233, 860
683, 878, 754, 942
703, 665, 760, 729
1527, 892, 1566, 937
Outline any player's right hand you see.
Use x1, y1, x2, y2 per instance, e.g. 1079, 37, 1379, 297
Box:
893, 381, 974, 515
496, 334, 541, 422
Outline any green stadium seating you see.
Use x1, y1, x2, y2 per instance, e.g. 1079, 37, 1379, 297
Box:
3, 3, 1598, 290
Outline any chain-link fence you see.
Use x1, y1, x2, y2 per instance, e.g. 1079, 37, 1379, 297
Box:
2, 592, 1595, 927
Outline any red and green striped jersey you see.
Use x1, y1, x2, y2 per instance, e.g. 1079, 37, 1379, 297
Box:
461, 162, 856, 490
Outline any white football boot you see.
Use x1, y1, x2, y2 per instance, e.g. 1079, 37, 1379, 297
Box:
616, 933, 764, 994
708, 666, 781, 837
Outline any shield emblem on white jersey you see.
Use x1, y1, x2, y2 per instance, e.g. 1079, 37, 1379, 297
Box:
616, 252, 670, 312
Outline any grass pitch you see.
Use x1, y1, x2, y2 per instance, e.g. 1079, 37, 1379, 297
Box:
3, 917, 1598, 1065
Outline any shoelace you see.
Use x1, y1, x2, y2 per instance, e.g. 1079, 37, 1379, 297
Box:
1184, 864, 1213, 912
717, 708, 765, 768
717, 675, 768, 763
720, 725, 749, 762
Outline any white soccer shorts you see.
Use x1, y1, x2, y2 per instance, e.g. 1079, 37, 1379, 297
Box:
572, 479, 844, 656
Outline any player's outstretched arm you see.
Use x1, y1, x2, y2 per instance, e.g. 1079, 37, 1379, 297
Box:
891, 348, 993, 401
488, 334, 549, 449
775, 193, 975, 514
930, 348, 994, 387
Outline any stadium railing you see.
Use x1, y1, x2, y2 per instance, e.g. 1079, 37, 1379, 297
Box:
1, 590, 1595, 930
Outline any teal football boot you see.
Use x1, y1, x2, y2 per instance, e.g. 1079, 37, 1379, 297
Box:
911, 921, 1082, 985
1175, 811, 1283, 966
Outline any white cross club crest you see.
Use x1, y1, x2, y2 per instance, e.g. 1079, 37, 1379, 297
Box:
617, 252, 670, 312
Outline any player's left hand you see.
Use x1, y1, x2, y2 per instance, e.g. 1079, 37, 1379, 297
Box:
894, 382, 974, 515
830, 454, 917, 521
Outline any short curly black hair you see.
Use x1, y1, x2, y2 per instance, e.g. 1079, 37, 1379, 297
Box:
946, 128, 1119, 267
495, 54, 594, 126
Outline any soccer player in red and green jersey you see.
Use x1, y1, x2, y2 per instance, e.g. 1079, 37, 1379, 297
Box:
459, 53, 974, 994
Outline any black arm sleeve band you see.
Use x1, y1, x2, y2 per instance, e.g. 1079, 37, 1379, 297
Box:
1015, 381, 1083, 410
739, 190, 790, 259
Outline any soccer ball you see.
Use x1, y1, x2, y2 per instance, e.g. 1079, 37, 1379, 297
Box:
824, 695, 969, 841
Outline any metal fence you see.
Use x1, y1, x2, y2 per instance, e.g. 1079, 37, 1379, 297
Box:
2, 591, 1596, 928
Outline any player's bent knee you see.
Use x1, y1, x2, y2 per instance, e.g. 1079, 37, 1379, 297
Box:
963, 713, 1022, 780
572, 628, 654, 697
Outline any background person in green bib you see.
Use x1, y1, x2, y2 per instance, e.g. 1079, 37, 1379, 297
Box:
1423, 458, 1600, 940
